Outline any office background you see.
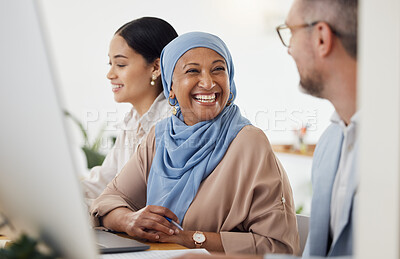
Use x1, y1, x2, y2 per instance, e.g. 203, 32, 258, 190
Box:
37, 0, 334, 147
8, 0, 400, 257
36, 0, 337, 215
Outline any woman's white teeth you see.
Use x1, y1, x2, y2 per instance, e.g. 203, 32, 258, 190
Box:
112, 84, 124, 89
194, 94, 216, 102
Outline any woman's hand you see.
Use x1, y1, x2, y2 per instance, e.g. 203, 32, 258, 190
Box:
102, 206, 180, 242
124, 205, 180, 241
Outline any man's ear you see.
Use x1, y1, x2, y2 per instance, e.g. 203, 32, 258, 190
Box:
152, 58, 161, 77
314, 22, 334, 57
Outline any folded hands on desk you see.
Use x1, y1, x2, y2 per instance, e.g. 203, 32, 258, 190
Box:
102, 205, 224, 252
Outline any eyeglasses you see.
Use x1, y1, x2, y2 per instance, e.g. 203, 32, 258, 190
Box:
276, 22, 319, 47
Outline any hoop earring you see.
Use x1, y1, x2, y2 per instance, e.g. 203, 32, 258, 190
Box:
168, 97, 177, 115
226, 91, 234, 106
168, 97, 177, 106
150, 74, 157, 86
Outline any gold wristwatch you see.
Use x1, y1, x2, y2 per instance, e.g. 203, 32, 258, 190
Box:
192, 231, 206, 248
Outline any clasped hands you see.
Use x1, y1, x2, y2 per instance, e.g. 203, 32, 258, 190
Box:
111, 205, 194, 247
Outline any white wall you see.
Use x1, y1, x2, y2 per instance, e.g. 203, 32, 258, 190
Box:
35, 0, 331, 213
37, 0, 333, 151
356, 0, 400, 258
276, 153, 313, 214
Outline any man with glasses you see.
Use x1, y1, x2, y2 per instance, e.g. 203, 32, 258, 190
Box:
175, 0, 358, 258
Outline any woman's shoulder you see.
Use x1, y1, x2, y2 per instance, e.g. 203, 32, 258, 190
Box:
234, 125, 272, 147
225, 125, 273, 157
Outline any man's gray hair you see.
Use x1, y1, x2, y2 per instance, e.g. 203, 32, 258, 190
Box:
302, 0, 358, 59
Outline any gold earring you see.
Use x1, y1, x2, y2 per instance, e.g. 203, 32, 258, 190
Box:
168, 96, 177, 115
226, 91, 234, 106
150, 74, 157, 86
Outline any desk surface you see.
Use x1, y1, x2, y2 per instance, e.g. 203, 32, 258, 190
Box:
116, 233, 187, 250
117, 234, 188, 250
0, 234, 187, 251
144, 241, 187, 250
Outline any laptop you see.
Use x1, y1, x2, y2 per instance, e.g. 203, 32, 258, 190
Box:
0, 0, 149, 258
95, 230, 149, 254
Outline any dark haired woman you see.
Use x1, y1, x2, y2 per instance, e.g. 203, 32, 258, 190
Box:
82, 17, 178, 206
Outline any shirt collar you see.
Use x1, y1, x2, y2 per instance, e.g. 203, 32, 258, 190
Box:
330, 110, 360, 132
139, 93, 169, 133
330, 111, 342, 125
117, 93, 169, 133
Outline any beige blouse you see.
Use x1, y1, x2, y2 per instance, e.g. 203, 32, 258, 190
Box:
81, 93, 170, 206
91, 125, 300, 255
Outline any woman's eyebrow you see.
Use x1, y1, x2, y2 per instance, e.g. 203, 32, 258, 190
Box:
112, 54, 128, 59
182, 60, 225, 69
212, 59, 226, 64
183, 62, 200, 69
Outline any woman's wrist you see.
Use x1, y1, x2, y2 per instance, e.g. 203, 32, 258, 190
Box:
180, 231, 196, 248
102, 207, 135, 233
158, 230, 223, 252
120, 209, 137, 234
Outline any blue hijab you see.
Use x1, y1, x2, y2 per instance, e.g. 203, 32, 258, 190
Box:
146, 32, 250, 223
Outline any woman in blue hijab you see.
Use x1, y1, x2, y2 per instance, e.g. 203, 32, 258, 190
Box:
91, 32, 299, 255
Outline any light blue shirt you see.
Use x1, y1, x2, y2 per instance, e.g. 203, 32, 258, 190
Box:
266, 112, 358, 258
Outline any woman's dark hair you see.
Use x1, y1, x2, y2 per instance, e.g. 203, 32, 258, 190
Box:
115, 17, 178, 64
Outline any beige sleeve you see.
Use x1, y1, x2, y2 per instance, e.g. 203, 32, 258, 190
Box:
218, 126, 300, 255
90, 127, 156, 227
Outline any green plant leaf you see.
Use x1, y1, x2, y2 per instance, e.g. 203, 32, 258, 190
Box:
82, 147, 106, 169
296, 205, 304, 215
0, 234, 56, 259
63, 110, 88, 144
110, 136, 117, 145
64, 110, 107, 169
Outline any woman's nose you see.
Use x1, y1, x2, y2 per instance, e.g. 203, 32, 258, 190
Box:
107, 66, 116, 80
198, 72, 215, 90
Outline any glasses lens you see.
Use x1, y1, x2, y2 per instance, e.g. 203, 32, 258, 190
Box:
279, 27, 292, 47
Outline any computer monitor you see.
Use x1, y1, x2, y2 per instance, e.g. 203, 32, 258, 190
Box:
0, 1, 106, 258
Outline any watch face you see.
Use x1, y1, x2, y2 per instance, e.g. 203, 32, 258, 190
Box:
193, 232, 206, 243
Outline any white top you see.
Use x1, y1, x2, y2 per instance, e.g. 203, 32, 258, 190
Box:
329, 111, 359, 241
81, 93, 170, 206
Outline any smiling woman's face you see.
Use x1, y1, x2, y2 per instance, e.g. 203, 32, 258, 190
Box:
106, 35, 155, 105
170, 47, 230, 126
